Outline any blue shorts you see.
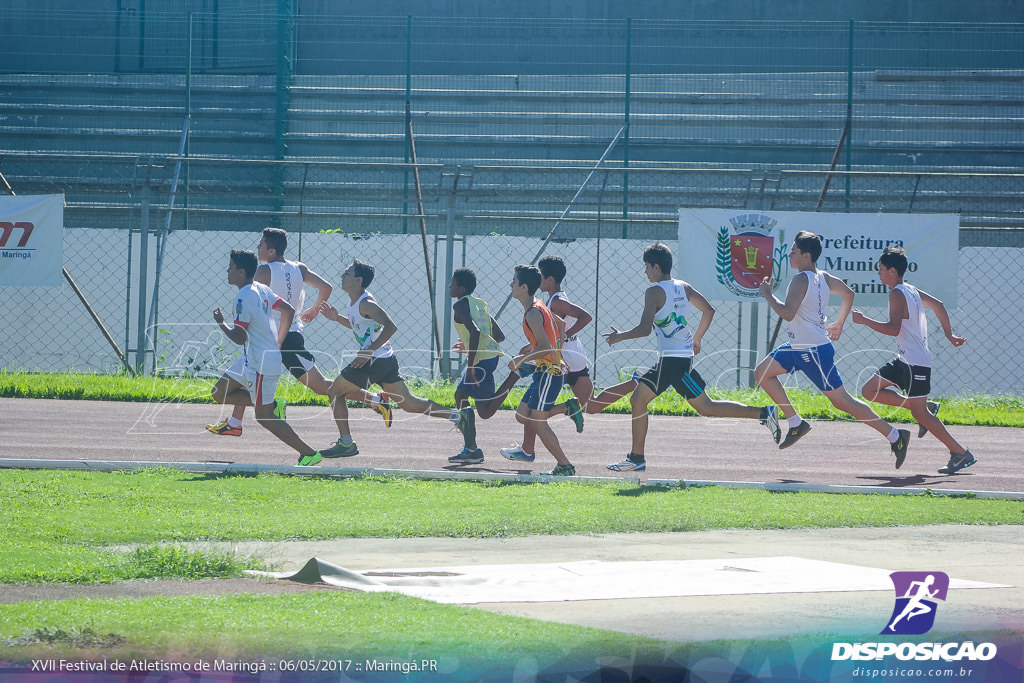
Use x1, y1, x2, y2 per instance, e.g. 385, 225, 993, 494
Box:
457, 356, 499, 400
522, 370, 565, 412
769, 343, 844, 392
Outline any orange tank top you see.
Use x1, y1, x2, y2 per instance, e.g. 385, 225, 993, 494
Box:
523, 300, 565, 373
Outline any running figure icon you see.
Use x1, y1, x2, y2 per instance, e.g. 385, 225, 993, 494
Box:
882, 571, 949, 635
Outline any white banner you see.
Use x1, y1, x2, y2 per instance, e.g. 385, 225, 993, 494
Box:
678, 209, 959, 307
0, 194, 64, 287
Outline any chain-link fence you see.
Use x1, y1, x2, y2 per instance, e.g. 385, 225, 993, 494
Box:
2, 153, 1022, 397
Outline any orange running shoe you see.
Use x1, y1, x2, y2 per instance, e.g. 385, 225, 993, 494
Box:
206, 420, 242, 437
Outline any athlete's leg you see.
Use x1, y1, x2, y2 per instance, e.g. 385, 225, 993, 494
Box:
252, 401, 317, 456
755, 355, 796, 420
687, 392, 762, 419
864, 378, 967, 454
528, 408, 570, 466
586, 378, 638, 414
473, 369, 521, 420
823, 385, 895, 438
211, 374, 253, 406
381, 380, 452, 419
628, 381, 658, 458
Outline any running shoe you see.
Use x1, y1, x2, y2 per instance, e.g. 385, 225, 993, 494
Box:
321, 439, 359, 458
273, 397, 287, 420
760, 405, 781, 444
566, 397, 585, 433
607, 456, 646, 472
891, 428, 910, 469
540, 463, 576, 477
499, 443, 536, 462
205, 420, 242, 437
455, 406, 476, 445
778, 420, 811, 450
938, 449, 976, 475
448, 447, 485, 465
297, 451, 322, 467
373, 393, 394, 428
918, 400, 940, 438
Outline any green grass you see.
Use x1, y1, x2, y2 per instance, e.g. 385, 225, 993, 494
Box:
3, 370, 1023, 426
0, 592, 680, 673
1, 469, 1020, 585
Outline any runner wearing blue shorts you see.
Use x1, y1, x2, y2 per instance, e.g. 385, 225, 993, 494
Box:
755, 230, 911, 468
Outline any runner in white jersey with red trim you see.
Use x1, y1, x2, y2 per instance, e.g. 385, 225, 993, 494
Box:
206, 227, 390, 439
209, 249, 323, 466
852, 246, 976, 474
755, 230, 911, 468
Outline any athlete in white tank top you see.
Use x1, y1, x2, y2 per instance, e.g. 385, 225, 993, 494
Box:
894, 283, 931, 367
547, 291, 589, 372
267, 260, 305, 333
348, 291, 394, 359
787, 270, 832, 349
652, 279, 695, 357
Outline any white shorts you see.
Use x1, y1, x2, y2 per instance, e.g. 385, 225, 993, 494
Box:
226, 357, 280, 406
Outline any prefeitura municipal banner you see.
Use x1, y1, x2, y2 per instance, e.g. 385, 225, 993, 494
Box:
0, 194, 64, 287
677, 209, 959, 307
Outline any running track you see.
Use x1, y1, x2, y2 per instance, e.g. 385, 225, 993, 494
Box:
2, 398, 1020, 494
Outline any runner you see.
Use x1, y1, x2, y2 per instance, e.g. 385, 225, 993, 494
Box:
755, 231, 910, 468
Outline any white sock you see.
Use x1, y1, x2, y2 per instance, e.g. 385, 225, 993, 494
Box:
370, 394, 381, 408
887, 428, 899, 443
227, 416, 242, 428
786, 415, 803, 429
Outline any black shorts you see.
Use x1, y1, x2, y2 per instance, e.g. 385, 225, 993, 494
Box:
281, 331, 317, 380
565, 366, 591, 387
877, 358, 931, 398
637, 356, 706, 399
339, 354, 404, 389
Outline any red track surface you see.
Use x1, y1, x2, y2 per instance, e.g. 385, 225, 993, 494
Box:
2, 398, 1020, 493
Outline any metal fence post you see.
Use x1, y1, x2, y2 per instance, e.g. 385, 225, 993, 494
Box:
137, 182, 151, 375
622, 17, 632, 239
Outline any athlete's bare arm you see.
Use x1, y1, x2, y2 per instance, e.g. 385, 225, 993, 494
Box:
760, 272, 808, 322
274, 299, 295, 349
490, 316, 506, 344
297, 263, 332, 323
549, 297, 593, 339
824, 272, 855, 339
852, 289, 907, 337
213, 307, 247, 346
603, 285, 662, 346
919, 289, 967, 347
319, 302, 352, 329
253, 264, 272, 286
452, 298, 481, 369
684, 284, 715, 355
350, 298, 398, 368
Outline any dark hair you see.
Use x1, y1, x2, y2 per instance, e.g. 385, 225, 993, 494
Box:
643, 242, 673, 275
230, 249, 258, 279
793, 230, 822, 262
351, 259, 375, 288
878, 246, 908, 277
262, 227, 288, 255
452, 267, 477, 294
537, 255, 567, 284
513, 264, 542, 296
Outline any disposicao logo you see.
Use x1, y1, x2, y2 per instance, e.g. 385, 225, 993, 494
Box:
831, 570, 998, 664
882, 571, 949, 635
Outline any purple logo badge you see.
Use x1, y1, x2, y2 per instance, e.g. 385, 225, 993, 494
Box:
881, 571, 949, 635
